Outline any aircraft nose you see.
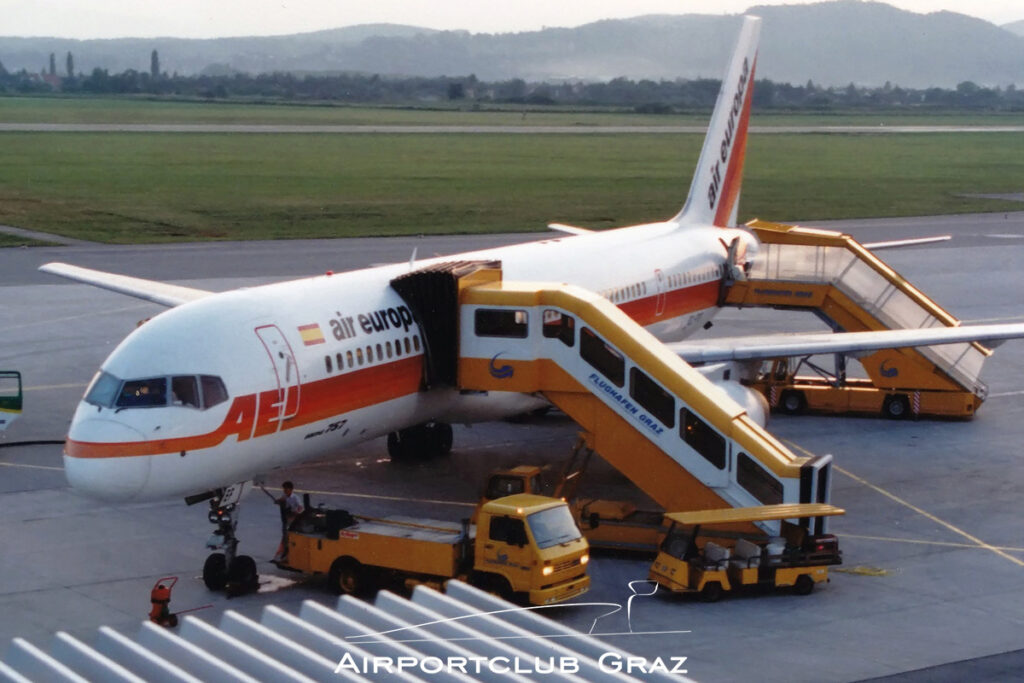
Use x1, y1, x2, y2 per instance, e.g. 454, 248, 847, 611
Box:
64, 417, 152, 501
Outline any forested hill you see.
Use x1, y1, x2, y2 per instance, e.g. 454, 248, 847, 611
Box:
1, 1, 1022, 88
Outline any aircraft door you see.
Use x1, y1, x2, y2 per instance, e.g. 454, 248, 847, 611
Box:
654, 269, 667, 317
255, 324, 301, 425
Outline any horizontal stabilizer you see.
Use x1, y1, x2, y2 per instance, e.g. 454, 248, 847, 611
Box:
668, 323, 1024, 364
39, 262, 212, 307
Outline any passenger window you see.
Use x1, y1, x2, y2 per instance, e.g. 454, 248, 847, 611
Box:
542, 309, 575, 347
580, 327, 625, 387
737, 453, 783, 505
413, 336, 421, 352
346, 350, 354, 368
84, 371, 120, 408
366, 346, 374, 362
356, 348, 364, 366
171, 376, 200, 408
680, 408, 726, 469
336, 353, 344, 370
117, 377, 168, 408
200, 375, 228, 409
394, 340, 402, 357
630, 368, 674, 428
376, 343, 383, 360
405, 338, 412, 354
324, 356, 333, 373
475, 309, 528, 338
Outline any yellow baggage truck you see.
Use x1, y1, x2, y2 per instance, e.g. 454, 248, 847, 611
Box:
649, 503, 844, 602
476, 465, 668, 553
283, 493, 590, 606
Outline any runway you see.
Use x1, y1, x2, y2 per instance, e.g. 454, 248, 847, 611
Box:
4, 213, 1024, 681
2, 123, 1023, 134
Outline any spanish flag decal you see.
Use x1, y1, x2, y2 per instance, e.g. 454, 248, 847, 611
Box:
298, 323, 326, 346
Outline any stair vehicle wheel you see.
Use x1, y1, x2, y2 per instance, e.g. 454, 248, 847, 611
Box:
794, 574, 815, 596
779, 390, 806, 415
227, 555, 259, 594
202, 552, 227, 591
700, 581, 723, 603
882, 395, 909, 420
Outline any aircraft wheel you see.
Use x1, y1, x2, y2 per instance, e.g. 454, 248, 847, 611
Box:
779, 390, 806, 415
700, 581, 723, 603
387, 431, 413, 462
882, 395, 909, 420
427, 422, 453, 456
203, 552, 227, 591
794, 574, 815, 596
227, 555, 259, 594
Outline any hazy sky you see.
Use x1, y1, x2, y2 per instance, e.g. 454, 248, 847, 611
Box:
3, 0, 1021, 39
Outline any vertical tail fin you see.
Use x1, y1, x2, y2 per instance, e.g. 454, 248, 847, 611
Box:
675, 16, 761, 228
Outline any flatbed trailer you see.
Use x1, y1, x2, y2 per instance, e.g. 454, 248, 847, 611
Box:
649, 503, 845, 602
283, 493, 590, 606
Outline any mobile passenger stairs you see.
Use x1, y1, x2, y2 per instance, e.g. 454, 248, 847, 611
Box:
391, 262, 834, 539
723, 220, 988, 419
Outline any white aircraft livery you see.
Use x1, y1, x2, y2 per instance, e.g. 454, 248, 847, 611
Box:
41, 16, 1024, 512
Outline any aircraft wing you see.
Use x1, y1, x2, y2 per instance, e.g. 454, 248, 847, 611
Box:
667, 323, 1024, 363
547, 223, 593, 236
39, 262, 213, 307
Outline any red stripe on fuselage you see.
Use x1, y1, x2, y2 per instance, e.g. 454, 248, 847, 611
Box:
67, 280, 720, 459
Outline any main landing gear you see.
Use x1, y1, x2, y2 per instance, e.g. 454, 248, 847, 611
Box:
387, 421, 453, 462
199, 484, 259, 596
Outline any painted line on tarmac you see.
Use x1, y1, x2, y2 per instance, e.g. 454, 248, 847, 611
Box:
23, 383, 88, 392
988, 390, 1024, 398
286, 487, 476, 508
842, 533, 1024, 554
784, 439, 1024, 568
0, 461, 63, 472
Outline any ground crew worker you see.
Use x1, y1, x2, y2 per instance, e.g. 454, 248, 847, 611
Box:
272, 480, 304, 562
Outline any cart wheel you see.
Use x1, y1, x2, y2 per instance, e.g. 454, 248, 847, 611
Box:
700, 581, 723, 603
794, 574, 815, 596
202, 552, 227, 591
882, 395, 909, 420
228, 555, 259, 594
329, 557, 366, 595
779, 390, 806, 415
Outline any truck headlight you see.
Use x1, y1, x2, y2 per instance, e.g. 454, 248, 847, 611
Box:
580, 554, 590, 565
542, 565, 554, 576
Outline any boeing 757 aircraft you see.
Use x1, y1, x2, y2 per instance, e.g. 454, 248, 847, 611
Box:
41, 17, 1024, 587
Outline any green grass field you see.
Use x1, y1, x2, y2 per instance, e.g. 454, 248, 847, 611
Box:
0, 102, 1021, 245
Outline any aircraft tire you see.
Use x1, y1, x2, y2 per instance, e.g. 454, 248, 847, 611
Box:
227, 555, 259, 594
203, 552, 227, 591
427, 422, 453, 456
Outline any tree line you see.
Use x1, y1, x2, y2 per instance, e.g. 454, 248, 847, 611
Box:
2, 50, 1022, 112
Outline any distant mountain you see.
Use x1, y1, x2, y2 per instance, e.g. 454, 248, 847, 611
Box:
1, 2, 1021, 87
1004, 20, 1024, 37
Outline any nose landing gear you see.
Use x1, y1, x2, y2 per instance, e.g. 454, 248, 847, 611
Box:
199, 483, 259, 595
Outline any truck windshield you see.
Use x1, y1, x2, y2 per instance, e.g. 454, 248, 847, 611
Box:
527, 505, 582, 549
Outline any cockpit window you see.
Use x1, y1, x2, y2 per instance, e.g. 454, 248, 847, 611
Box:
87, 373, 229, 410
172, 376, 200, 408
200, 375, 228, 408
117, 377, 168, 408
84, 372, 121, 408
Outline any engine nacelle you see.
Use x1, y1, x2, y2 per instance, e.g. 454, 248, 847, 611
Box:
695, 361, 770, 428
711, 379, 770, 428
